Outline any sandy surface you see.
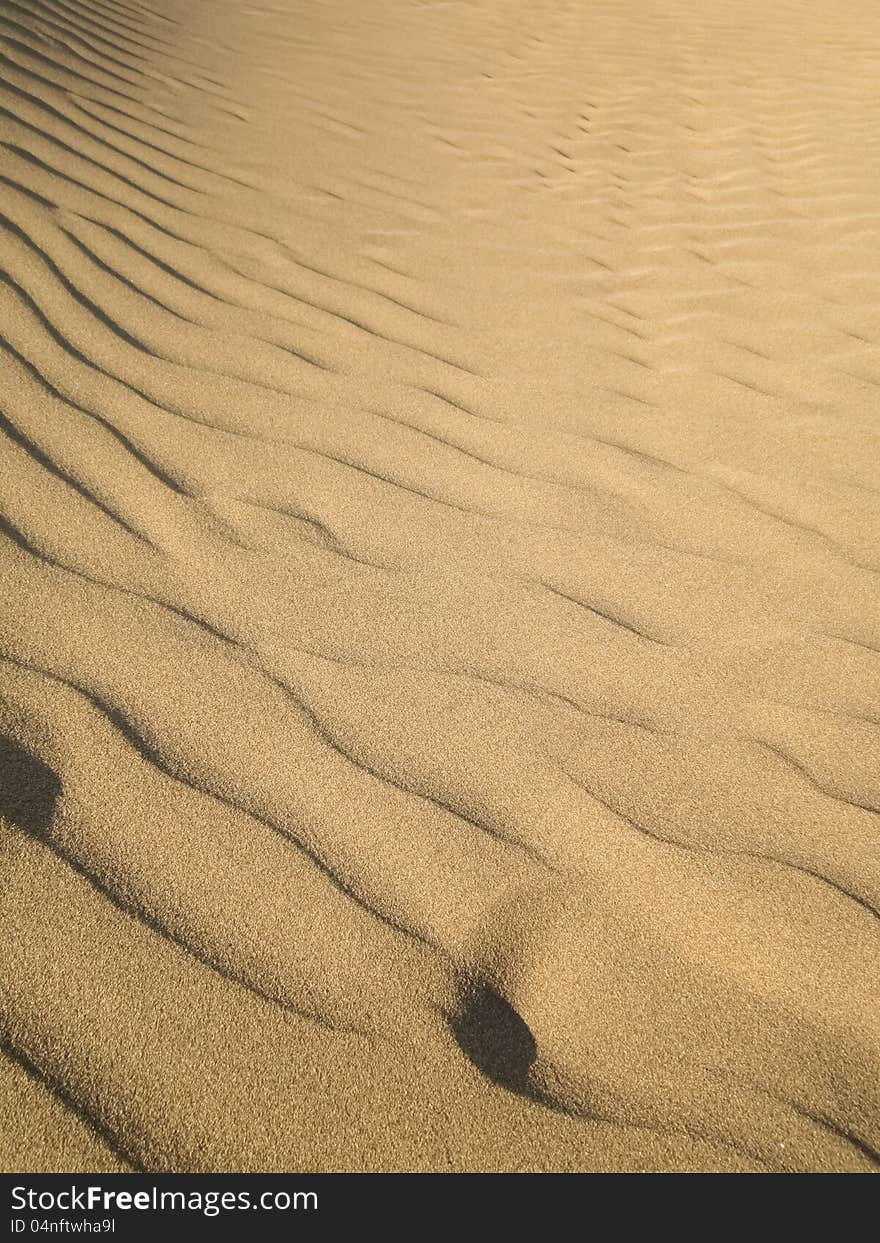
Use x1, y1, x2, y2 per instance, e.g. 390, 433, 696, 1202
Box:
0, 0, 878, 1174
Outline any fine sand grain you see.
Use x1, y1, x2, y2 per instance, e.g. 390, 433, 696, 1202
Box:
1, 0, 879, 1173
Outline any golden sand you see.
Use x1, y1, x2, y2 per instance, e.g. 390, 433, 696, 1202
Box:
0, 0, 878, 1173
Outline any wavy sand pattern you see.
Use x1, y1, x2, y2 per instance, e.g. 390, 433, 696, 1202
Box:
0, 0, 879, 1174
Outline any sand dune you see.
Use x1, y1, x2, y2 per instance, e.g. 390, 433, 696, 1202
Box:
1, 0, 878, 1173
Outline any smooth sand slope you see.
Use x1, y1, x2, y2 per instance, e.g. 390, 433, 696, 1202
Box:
0, 0, 879, 1173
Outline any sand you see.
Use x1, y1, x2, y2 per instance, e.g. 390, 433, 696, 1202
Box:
0, 0, 878, 1175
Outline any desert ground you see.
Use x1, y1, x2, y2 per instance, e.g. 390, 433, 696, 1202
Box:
0, 0, 878, 1173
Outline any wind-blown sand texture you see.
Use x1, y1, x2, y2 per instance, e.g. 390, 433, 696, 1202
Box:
0, 0, 878, 1175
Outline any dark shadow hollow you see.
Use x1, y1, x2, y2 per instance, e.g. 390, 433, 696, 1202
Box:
0, 734, 60, 836
450, 983, 537, 1094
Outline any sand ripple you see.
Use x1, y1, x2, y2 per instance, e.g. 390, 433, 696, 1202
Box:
1, 0, 878, 1172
